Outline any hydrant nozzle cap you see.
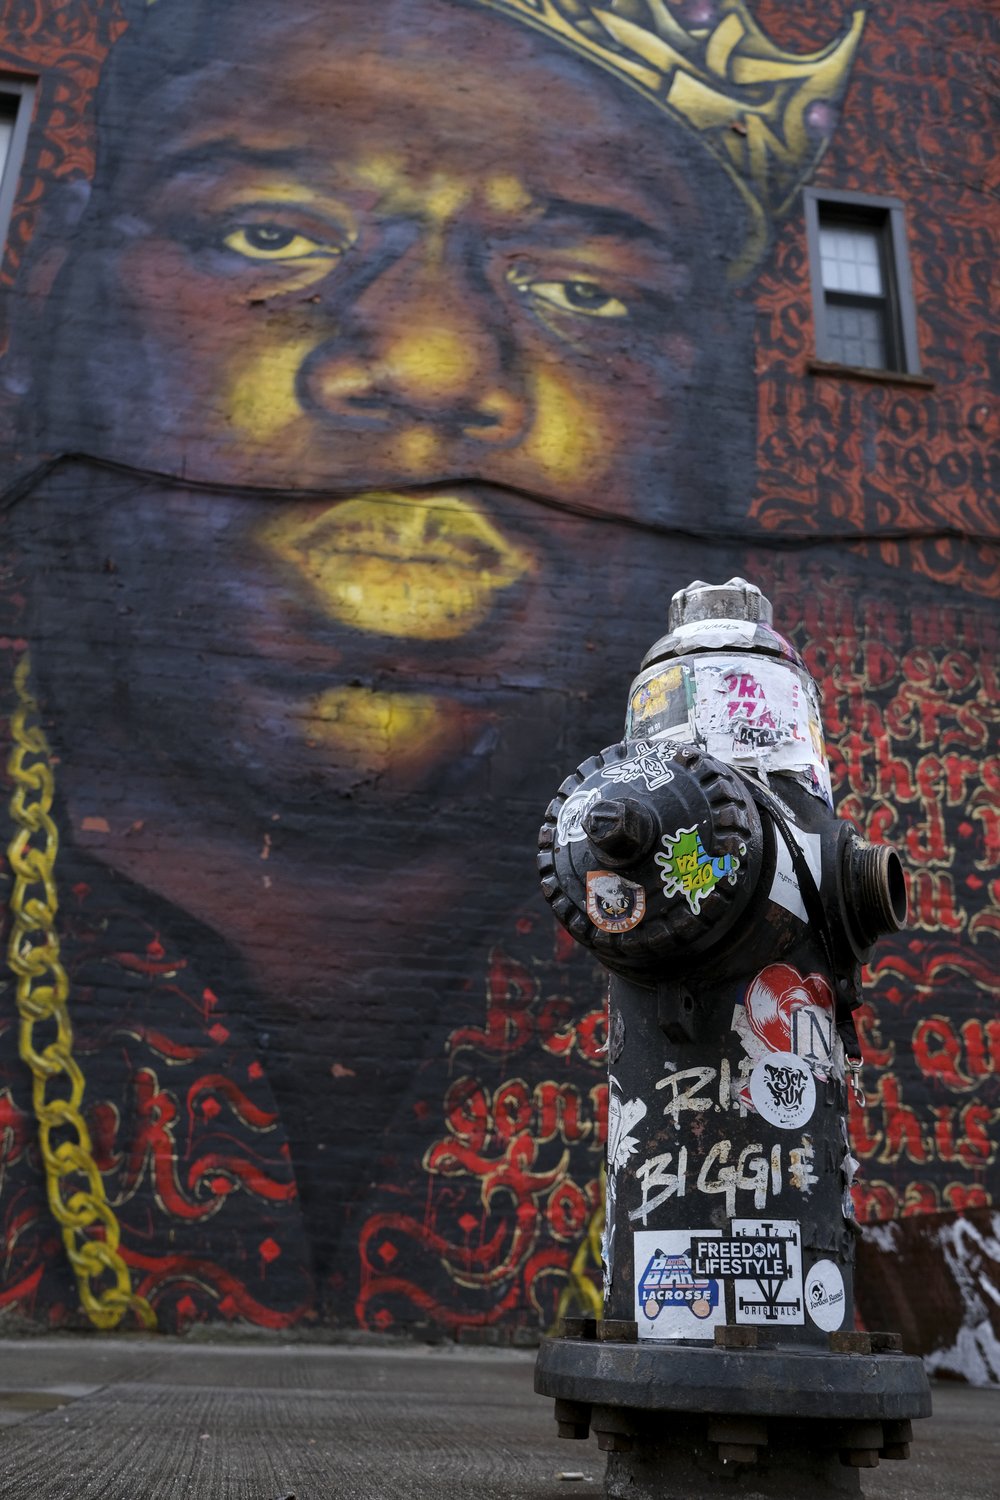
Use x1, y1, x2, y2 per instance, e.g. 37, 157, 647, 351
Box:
668, 577, 774, 631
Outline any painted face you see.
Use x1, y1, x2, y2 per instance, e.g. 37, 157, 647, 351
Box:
33, 0, 746, 798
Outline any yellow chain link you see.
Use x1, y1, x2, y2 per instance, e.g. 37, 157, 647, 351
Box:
6, 654, 155, 1331
554, 1168, 605, 1325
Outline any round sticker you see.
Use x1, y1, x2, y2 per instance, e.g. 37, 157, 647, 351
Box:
586, 870, 647, 933
805, 1259, 847, 1332
556, 786, 601, 846
749, 1051, 816, 1129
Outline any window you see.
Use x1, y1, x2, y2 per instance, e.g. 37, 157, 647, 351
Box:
0, 80, 35, 259
804, 189, 921, 377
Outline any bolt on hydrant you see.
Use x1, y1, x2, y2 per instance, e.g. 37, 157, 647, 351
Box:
535, 579, 930, 1498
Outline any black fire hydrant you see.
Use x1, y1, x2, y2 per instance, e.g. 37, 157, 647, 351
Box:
535, 579, 930, 1498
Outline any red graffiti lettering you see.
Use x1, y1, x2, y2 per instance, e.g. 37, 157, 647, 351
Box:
902, 1180, 940, 1216
448, 948, 537, 1060
876, 1075, 930, 1165
855, 1004, 895, 1067
913, 1015, 1000, 1091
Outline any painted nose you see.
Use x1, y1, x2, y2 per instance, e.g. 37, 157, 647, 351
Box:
298, 244, 529, 443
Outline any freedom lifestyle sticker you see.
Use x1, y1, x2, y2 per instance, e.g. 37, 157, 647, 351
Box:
689, 1219, 804, 1327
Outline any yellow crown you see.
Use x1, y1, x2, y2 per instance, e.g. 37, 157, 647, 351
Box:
476, 0, 865, 276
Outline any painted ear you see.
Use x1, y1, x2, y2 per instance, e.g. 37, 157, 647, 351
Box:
4, 175, 91, 309
0, 177, 92, 429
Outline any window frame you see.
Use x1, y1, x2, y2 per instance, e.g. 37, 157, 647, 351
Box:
803, 187, 921, 378
0, 78, 36, 264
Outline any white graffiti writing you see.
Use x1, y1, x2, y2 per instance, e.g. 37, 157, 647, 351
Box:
789, 1136, 818, 1195
630, 1149, 688, 1225
628, 1134, 813, 1225
695, 1140, 780, 1217
655, 1065, 717, 1125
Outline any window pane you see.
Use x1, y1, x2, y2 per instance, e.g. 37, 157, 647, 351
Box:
825, 301, 887, 369
819, 224, 883, 296
857, 262, 881, 295
820, 253, 841, 291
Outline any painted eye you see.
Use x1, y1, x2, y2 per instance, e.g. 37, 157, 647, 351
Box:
223, 223, 335, 260
517, 276, 628, 319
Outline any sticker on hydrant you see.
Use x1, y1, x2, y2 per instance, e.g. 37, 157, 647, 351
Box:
586, 871, 647, 933
805, 1259, 847, 1331
625, 663, 689, 742
555, 786, 602, 846
600, 739, 677, 792
684, 1221, 804, 1326
633, 1229, 725, 1340
655, 825, 743, 915
749, 1052, 816, 1129
733, 963, 844, 1090
703, 1218, 804, 1326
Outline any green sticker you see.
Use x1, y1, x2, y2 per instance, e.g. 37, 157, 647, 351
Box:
655, 825, 743, 914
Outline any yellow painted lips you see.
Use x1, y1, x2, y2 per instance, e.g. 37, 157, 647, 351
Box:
258, 492, 535, 640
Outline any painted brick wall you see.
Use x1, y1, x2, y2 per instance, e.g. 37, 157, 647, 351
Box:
0, 0, 995, 1377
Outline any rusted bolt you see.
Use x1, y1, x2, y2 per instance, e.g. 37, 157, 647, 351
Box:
596, 1432, 633, 1453
829, 1330, 871, 1354
714, 1325, 758, 1350
841, 1449, 880, 1468
869, 1331, 903, 1353
558, 1316, 597, 1340
597, 1318, 638, 1343
554, 1398, 591, 1441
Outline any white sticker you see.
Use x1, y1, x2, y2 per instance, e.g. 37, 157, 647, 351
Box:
768, 836, 808, 922
672, 618, 758, 648
607, 1085, 647, 1177
600, 740, 676, 791
634, 1229, 724, 1341
749, 1052, 816, 1129
730, 1218, 804, 1326
733, 962, 844, 1088
766, 824, 822, 924
797, 830, 823, 892
556, 786, 601, 846
605, 1083, 647, 1297
805, 1259, 847, 1331
689, 657, 833, 804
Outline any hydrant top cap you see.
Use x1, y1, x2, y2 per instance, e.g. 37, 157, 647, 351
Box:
668, 577, 774, 631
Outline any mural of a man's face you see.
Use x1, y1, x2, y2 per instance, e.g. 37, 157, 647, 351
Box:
25, 0, 751, 813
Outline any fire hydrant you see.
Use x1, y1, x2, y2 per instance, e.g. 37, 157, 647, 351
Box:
535, 579, 930, 1498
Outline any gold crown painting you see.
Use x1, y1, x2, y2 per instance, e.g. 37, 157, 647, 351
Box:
477, 0, 865, 273
137, 0, 864, 273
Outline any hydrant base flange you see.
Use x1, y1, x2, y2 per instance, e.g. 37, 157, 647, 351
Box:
535, 1335, 932, 1422
538, 1337, 930, 1497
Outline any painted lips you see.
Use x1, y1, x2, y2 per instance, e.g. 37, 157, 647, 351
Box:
258, 491, 535, 640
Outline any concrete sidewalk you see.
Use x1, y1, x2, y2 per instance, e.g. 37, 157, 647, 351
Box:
0, 1337, 994, 1499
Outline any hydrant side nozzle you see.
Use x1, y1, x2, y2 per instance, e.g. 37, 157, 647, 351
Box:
842, 836, 908, 950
